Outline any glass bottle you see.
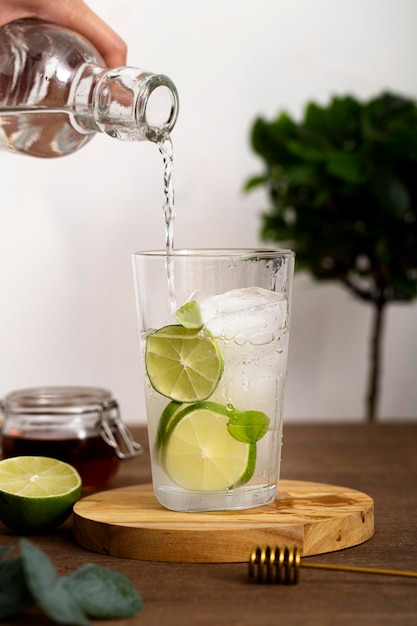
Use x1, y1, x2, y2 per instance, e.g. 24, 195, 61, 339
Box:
0, 19, 179, 158
0, 386, 143, 489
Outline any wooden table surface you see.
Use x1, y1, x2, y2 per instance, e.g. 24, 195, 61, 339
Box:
1, 422, 417, 626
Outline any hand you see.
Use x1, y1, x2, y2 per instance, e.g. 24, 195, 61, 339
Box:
0, 0, 127, 67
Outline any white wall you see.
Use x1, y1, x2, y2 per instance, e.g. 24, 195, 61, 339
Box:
0, 0, 416, 423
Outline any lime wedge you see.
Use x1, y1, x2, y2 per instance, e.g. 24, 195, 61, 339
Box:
0, 456, 82, 534
145, 325, 223, 402
160, 402, 256, 491
175, 300, 203, 329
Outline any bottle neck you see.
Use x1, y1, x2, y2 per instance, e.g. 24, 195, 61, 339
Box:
71, 65, 179, 142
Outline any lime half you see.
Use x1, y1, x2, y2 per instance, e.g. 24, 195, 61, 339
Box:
0, 456, 82, 534
145, 325, 223, 402
160, 402, 256, 491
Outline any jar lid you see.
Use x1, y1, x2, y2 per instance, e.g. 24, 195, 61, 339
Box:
2, 386, 114, 411
1, 386, 143, 460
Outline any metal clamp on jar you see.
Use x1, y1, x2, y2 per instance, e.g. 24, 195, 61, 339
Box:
0, 386, 143, 489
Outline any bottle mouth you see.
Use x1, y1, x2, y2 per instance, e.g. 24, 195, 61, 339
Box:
138, 74, 179, 142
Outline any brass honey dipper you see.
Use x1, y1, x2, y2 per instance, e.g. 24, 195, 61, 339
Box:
249, 546, 417, 585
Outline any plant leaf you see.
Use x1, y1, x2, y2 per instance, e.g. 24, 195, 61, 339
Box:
0, 555, 34, 619
227, 409, 270, 443
286, 138, 325, 163
243, 174, 267, 192
63, 564, 143, 618
373, 172, 411, 217
246, 90, 417, 308
0, 546, 12, 560
325, 151, 368, 183
20, 539, 90, 626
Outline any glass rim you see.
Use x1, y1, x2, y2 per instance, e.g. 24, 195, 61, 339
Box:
138, 73, 179, 141
132, 247, 294, 259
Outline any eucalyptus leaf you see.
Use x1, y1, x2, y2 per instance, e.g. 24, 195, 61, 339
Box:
20, 538, 58, 587
63, 563, 143, 618
1, 540, 143, 625
0, 555, 34, 619
227, 409, 270, 443
0, 546, 12, 560
20, 539, 90, 626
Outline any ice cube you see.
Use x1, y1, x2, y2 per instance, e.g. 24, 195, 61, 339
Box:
197, 287, 290, 413
198, 286, 288, 346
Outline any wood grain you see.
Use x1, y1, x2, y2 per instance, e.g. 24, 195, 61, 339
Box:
2, 424, 417, 626
73, 479, 374, 562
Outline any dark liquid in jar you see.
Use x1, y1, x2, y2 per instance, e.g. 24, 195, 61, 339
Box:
1, 430, 120, 489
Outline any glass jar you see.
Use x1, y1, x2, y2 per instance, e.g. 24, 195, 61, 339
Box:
0, 386, 142, 489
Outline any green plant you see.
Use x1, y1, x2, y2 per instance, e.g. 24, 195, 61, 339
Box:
245, 92, 417, 421
0, 540, 142, 624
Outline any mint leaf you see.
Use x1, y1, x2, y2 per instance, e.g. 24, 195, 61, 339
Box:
0, 555, 34, 619
20, 539, 90, 626
63, 564, 143, 618
227, 409, 270, 443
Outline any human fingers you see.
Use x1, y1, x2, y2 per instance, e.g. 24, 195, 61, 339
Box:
0, 0, 127, 67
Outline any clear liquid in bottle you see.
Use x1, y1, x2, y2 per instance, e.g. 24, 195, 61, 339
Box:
0, 19, 179, 158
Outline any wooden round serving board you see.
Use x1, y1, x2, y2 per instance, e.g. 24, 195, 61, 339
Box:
73, 480, 374, 563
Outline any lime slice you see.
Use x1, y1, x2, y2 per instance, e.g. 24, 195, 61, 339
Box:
175, 300, 203, 329
161, 402, 256, 491
145, 325, 223, 402
155, 400, 184, 459
0, 456, 82, 534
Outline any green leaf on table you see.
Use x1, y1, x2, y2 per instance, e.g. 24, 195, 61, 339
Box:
0, 546, 12, 560
0, 554, 34, 619
20, 539, 90, 626
63, 563, 143, 618
1, 540, 143, 625
227, 409, 270, 443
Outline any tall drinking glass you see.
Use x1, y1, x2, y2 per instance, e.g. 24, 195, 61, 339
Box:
132, 249, 295, 512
